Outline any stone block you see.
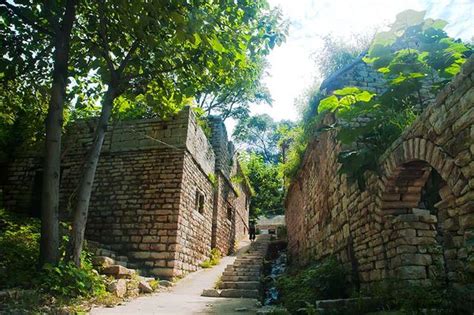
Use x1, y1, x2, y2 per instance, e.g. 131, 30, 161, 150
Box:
107, 279, 127, 297
102, 265, 136, 279
400, 253, 432, 266
92, 256, 115, 268
459, 214, 474, 229
201, 289, 220, 297
138, 280, 153, 293
397, 266, 426, 280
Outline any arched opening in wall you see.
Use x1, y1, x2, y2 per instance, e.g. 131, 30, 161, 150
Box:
381, 160, 452, 284
418, 170, 446, 246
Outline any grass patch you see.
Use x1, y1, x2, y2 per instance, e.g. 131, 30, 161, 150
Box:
200, 248, 222, 268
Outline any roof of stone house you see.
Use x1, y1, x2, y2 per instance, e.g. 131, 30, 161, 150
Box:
256, 215, 286, 226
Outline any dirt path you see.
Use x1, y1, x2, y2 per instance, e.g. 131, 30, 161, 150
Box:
91, 241, 261, 315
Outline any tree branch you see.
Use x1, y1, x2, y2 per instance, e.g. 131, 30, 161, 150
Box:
118, 40, 140, 74
0, 1, 54, 36
97, 1, 116, 73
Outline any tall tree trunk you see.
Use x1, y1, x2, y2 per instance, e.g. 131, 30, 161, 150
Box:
69, 85, 116, 266
40, 0, 78, 266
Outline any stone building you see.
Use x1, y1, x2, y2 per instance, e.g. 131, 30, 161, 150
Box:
285, 56, 474, 288
2, 107, 251, 278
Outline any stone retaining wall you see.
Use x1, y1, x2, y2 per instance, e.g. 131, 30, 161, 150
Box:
2, 107, 251, 278
285, 57, 474, 287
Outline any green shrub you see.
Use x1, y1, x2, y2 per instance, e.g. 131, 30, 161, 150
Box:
200, 248, 222, 268
276, 256, 349, 314
38, 255, 106, 299
210, 248, 221, 265
0, 209, 40, 288
0, 209, 107, 301
363, 280, 473, 314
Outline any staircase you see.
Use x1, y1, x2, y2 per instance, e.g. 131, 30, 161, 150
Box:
202, 234, 271, 298
87, 240, 139, 269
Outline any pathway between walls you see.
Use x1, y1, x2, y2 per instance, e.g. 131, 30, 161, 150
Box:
90, 239, 262, 315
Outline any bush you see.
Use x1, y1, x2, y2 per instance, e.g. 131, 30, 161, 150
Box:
0, 209, 40, 288
38, 258, 106, 299
362, 280, 474, 314
200, 248, 222, 268
276, 257, 349, 314
0, 209, 107, 300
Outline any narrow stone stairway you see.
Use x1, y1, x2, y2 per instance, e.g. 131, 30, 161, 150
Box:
202, 234, 271, 299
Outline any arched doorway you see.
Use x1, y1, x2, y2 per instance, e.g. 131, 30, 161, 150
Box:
380, 159, 456, 284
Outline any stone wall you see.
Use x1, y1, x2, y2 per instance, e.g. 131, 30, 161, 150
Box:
285, 57, 474, 287
176, 151, 214, 275
207, 116, 250, 254
2, 107, 251, 279
232, 162, 251, 244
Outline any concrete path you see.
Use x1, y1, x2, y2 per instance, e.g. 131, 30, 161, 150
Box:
91, 241, 261, 315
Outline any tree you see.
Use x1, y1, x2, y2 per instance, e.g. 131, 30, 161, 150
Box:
67, 0, 285, 265
239, 152, 284, 218
313, 33, 373, 78
194, 8, 286, 121
233, 114, 294, 163
1, 0, 79, 265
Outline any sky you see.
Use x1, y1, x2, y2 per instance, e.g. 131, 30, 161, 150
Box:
240, 0, 474, 127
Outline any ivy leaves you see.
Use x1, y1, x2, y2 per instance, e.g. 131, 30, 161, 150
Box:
313, 10, 472, 188
365, 10, 471, 84
318, 87, 375, 114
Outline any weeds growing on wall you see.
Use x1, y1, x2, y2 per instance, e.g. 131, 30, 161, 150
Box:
282, 10, 472, 187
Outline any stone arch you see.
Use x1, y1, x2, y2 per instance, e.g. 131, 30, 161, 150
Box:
380, 138, 466, 200
377, 138, 465, 284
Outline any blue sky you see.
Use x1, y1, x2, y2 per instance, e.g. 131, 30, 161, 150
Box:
246, 0, 474, 124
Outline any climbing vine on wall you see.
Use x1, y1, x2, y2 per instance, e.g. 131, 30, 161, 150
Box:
313, 10, 472, 187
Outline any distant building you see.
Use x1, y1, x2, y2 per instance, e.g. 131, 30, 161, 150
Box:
256, 215, 285, 236
2, 107, 251, 279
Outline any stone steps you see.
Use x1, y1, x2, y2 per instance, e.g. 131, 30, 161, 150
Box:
202, 235, 271, 299
219, 289, 259, 298
222, 271, 260, 277
220, 281, 260, 290
88, 240, 139, 270
222, 275, 257, 282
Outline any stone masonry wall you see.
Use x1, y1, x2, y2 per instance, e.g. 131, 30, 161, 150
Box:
212, 173, 236, 255
2, 107, 224, 278
285, 57, 474, 288
176, 151, 214, 275
207, 116, 250, 254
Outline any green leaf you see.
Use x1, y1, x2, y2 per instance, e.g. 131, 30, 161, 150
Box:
193, 33, 202, 47
444, 63, 461, 76
333, 87, 360, 96
391, 74, 406, 85
318, 95, 339, 112
424, 18, 448, 30
362, 56, 378, 64
356, 91, 375, 102
209, 35, 226, 52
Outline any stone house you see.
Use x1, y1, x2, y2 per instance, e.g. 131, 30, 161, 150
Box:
2, 107, 251, 278
256, 215, 285, 235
